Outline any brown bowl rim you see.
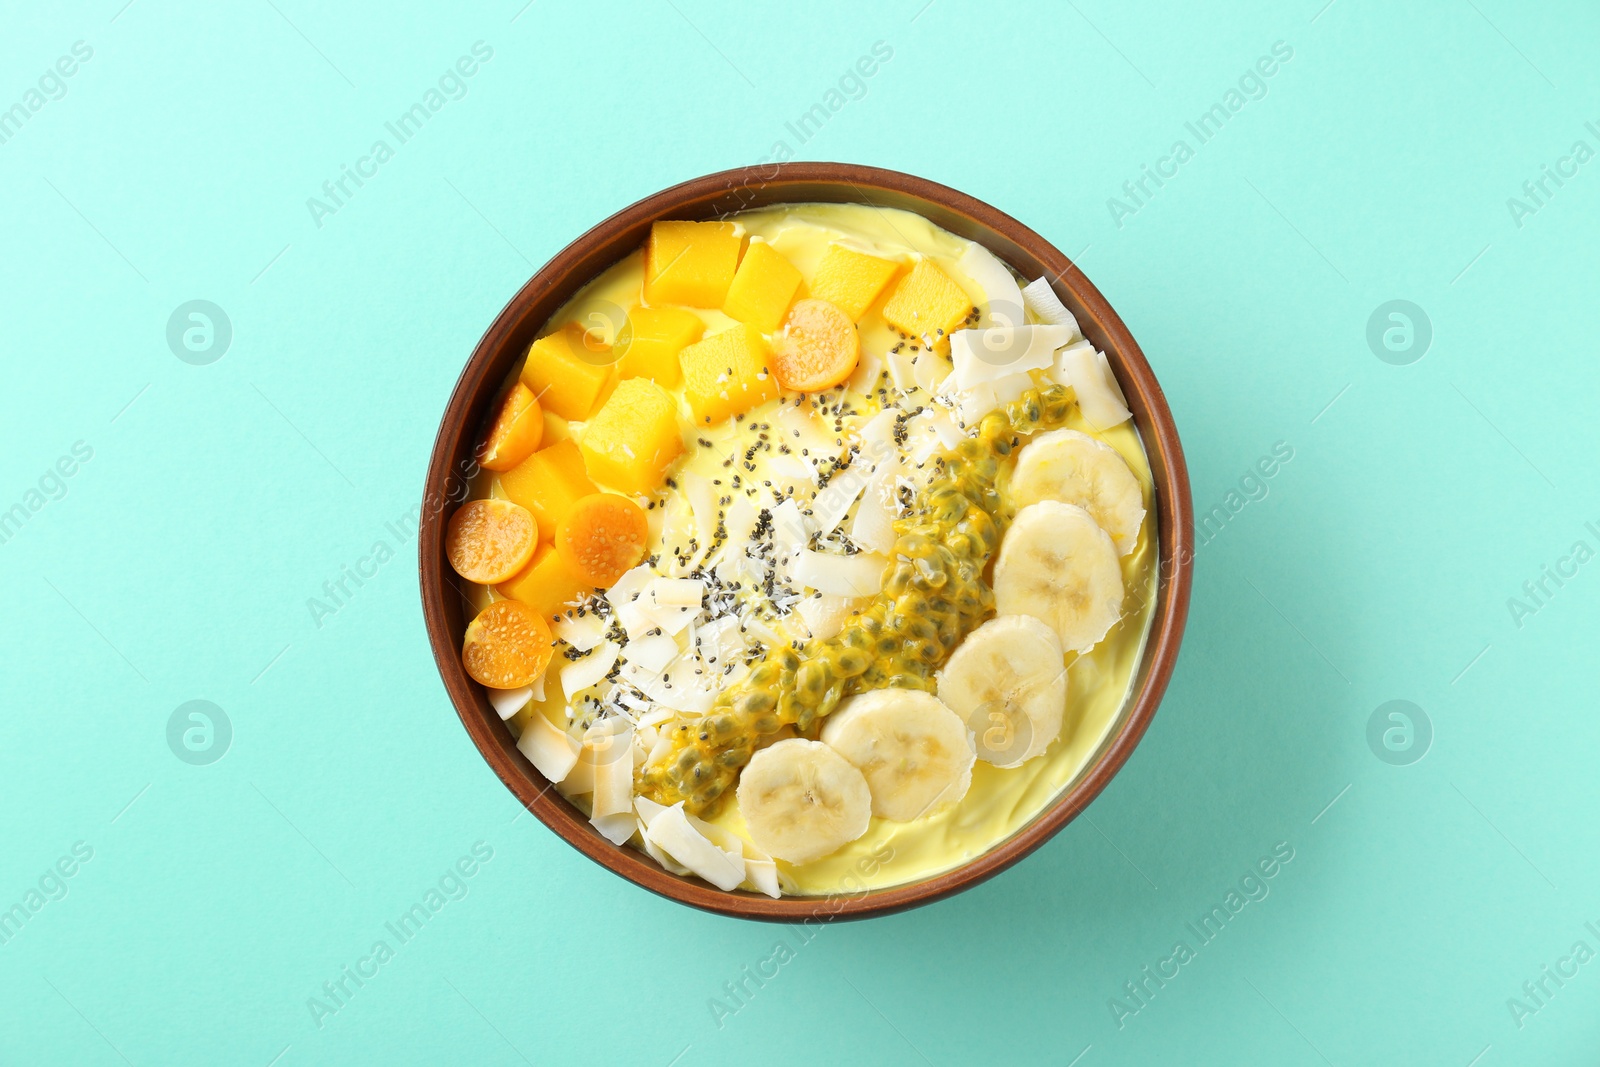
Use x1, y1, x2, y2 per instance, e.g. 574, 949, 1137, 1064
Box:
419, 162, 1193, 921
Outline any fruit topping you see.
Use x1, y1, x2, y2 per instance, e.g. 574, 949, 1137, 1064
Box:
446, 498, 538, 584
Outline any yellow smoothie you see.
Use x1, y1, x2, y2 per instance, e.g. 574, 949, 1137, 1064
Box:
467, 203, 1157, 895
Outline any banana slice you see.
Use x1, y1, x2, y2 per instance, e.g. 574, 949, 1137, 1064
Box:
1009, 428, 1145, 555
819, 690, 975, 822
993, 501, 1124, 654
937, 615, 1068, 768
737, 738, 871, 865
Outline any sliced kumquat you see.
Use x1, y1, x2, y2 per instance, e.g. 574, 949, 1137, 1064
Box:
770, 298, 860, 392
555, 493, 649, 587
478, 382, 545, 472
446, 499, 539, 584
462, 599, 553, 688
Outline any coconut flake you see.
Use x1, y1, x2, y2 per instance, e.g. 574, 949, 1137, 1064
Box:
1097, 349, 1130, 408
949, 325, 1067, 388
850, 464, 900, 555
615, 689, 652, 714
646, 803, 746, 891
559, 640, 619, 697
589, 722, 635, 818
680, 813, 781, 898
992, 371, 1035, 404
922, 408, 963, 450
617, 606, 651, 640
637, 599, 697, 637
714, 548, 759, 589
885, 350, 918, 391
591, 812, 636, 846
949, 381, 1002, 427
856, 405, 896, 446
771, 499, 811, 556
767, 454, 816, 496
959, 240, 1026, 329
739, 614, 785, 650
680, 470, 718, 548
744, 858, 781, 898
663, 644, 715, 694
644, 728, 675, 770
902, 417, 945, 466
811, 464, 871, 537
795, 550, 887, 596
607, 565, 655, 637
660, 685, 715, 717
1054, 341, 1131, 429
628, 633, 679, 673
515, 714, 580, 783
487, 686, 532, 721
1024, 324, 1073, 361
722, 496, 758, 550
849, 349, 882, 393
688, 812, 749, 855
563, 754, 594, 795
665, 684, 715, 715
637, 705, 675, 729
640, 825, 690, 874
639, 823, 688, 871
618, 660, 672, 703
635, 796, 671, 829
566, 716, 630, 794
1022, 276, 1082, 338
912, 351, 952, 394
797, 593, 856, 641
553, 612, 607, 652
697, 615, 746, 670
606, 564, 652, 610
648, 577, 704, 609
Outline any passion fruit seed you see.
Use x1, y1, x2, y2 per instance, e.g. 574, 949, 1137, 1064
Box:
641, 386, 1074, 813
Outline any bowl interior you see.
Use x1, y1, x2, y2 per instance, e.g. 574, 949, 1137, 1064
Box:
420, 163, 1192, 920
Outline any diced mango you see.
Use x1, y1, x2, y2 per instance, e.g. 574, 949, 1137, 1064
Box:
579, 378, 685, 494
519, 326, 613, 420
617, 306, 704, 388
881, 259, 975, 345
541, 410, 571, 444
497, 438, 596, 542
476, 382, 544, 472
644, 220, 742, 308
810, 245, 900, 322
496, 543, 594, 621
679, 324, 780, 426
722, 240, 802, 332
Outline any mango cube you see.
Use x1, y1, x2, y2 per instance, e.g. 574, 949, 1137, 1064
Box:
881, 259, 975, 344
519, 326, 613, 420
617, 306, 704, 388
497, 544, 593, 620
722, 240, 802, 332
644, 220, 742, 308
810, 245, 899, 322
497, 438, 596, 542
541, 410, 571, 444
579, 378, 685, 494
679, 324, 780, 426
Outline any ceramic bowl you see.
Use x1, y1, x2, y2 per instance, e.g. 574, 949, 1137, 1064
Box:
420, 163, 1193, 920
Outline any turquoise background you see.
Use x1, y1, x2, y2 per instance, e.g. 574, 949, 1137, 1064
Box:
3, 0, 1597, 1062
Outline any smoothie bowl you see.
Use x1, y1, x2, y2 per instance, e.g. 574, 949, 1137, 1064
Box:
421, 164, 1191, 919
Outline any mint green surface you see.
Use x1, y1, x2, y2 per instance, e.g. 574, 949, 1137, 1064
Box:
3, 1, 1597, 1063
